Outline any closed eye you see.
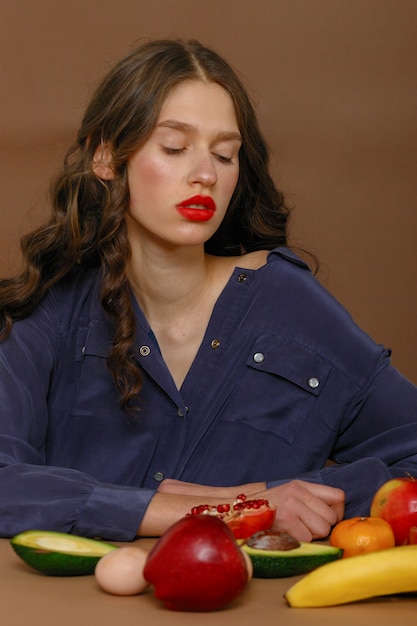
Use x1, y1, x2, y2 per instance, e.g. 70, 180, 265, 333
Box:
214, 154, 234, 164
162, 146, 185, 155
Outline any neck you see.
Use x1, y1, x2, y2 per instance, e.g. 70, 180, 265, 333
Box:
126, 243, 215, 322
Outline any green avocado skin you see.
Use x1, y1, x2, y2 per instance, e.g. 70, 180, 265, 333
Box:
11, 544, 102, 576
10, 530, 118, 576
242, 543, 343, 578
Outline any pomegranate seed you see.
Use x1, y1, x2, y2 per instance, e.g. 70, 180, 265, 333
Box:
233, 498, 270, 511
191, 504, 211, 515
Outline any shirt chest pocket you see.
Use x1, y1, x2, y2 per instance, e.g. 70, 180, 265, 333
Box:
73, 321, 121, 418
221, 334, 332, 444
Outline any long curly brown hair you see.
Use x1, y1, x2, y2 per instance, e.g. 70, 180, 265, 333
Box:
0, 38, 290, 409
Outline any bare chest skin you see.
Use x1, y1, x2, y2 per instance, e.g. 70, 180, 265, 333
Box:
150, 250, 268, 389
151, 291, 219, 389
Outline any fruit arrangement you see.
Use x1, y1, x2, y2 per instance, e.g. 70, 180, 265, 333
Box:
10, 478, 417, 611
9, 492, 342, 611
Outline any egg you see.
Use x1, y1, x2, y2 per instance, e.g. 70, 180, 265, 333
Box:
95, 546, 149, 596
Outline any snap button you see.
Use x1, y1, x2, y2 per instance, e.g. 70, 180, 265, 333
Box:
153, 471, 165, 482
211, 339, 221, 349
253, 352, 265, 363
308, 377, 320, 389
238, 273, 247, 282
139, 345, 151, 357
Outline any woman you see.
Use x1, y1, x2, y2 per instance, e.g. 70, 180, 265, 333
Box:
1, 39, 416, 542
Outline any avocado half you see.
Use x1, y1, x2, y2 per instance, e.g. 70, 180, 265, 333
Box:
10, 530, 118, 576
242, 541, 343, 578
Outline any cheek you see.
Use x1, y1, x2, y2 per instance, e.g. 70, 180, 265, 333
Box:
128, 155, 177, 201
223, 169, 239, 202
143, 159, 174, 183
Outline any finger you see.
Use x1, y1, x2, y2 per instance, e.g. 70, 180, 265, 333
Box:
273, 495, 335, 540
272, 516, 314, 543
300, 491, 342, 527
330, 500, 345, 523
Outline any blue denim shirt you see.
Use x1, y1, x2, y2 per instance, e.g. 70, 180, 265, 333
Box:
1, 248, 417, 540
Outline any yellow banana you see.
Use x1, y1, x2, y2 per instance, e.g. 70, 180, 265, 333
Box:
285, 545, 417, 607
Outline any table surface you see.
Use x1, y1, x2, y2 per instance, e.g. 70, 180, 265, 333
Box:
2, 537, 417, 626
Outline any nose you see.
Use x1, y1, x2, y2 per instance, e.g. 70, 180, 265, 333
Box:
188, 151, 218, 188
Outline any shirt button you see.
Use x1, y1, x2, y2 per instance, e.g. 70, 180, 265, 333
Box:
253, 352, 265, 363
308, 377, 320, 389
177, 406, 188, 417
153, 471, 165, 482
139, 345, 151, 357
211, 339, 221, 349
238, 273, 247, 282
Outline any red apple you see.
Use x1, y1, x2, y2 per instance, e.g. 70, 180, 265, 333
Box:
143, 514, 250, 611
370, 476, 417, 545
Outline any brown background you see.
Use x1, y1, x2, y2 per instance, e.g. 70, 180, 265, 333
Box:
1, 0, 416, 382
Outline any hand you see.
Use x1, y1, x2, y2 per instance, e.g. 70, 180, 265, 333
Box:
253, 480, 345, 542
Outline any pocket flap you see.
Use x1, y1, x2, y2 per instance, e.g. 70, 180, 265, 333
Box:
80, 321, 112, 359
246, 334, 331, 395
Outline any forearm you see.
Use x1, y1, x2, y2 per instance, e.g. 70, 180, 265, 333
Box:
138, 481, 267, 536
137, 491, 229, 536
157, 479, 266, 499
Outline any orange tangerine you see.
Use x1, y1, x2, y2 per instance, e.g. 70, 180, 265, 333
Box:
329, 516, 395, 558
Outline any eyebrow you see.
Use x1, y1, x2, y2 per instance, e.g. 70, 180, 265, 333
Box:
157, 120, 242, 143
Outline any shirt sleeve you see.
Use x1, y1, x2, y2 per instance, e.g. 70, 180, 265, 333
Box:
267, 352, 417, 517
0, 290, 154, 540
0, 464, 155, 540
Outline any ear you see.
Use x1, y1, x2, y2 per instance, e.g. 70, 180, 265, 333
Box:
92, 143, 115, 180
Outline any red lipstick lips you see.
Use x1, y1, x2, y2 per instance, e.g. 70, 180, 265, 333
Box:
176, 195, 216, 222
